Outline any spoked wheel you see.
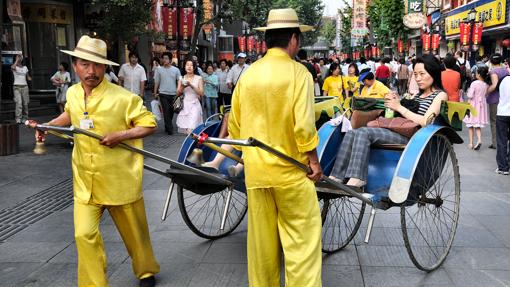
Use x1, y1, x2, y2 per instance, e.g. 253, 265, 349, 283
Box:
401, 134, 461, 271
177, 185, 247, 239
320, 195, 366, 253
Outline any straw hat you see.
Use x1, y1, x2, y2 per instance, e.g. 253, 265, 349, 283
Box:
254, 8, 313, 32
61, 35, 119, 66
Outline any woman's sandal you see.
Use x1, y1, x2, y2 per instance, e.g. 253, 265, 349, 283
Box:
474, 143, 482, 150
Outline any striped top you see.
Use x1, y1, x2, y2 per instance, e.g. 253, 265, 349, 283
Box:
415, 90, 441, 116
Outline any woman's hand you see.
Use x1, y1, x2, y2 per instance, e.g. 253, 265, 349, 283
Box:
384, 92, 401, 111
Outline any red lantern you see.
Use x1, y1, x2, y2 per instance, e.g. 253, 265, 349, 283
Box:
502, 38, 510, 49
237, 37, 246, 52
431, 34, 440, 50
422, 34, 431, 51
459, 22, 471, 47
397, 39, 404, 54
472, 22, 483, 46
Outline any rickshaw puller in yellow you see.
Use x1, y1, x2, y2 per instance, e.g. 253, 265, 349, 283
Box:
228, 8, 323, 287
32, 36, 160, 287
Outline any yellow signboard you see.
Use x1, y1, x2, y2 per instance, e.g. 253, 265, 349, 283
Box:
445, 0, 506, 36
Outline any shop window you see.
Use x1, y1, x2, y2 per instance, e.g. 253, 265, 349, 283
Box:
218, 36, 233, 52
2, 24, 24, 51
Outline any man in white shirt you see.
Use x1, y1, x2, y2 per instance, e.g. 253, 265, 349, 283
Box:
366, 57, 376, 73
496, 75, 510, 174
11, 54, 32, 123
118, 52, 147, 97
215, 59, 231, 110
226, 53, 249, 92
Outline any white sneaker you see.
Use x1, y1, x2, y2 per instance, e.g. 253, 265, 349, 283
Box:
495, 168, 509, 175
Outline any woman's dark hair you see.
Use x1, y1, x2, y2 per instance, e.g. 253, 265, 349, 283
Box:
443, 54, 457, 69
348, 63, 359, 76
476, 66, 491, 85
399, 58, 405, 65
328, 62, 341, 77
490, 53, 502, 65
265, 28, 301, 49
219, 59, 228, 65
415, 54, 443, 91
205, 63, 215, 73
60, 62, 69, 71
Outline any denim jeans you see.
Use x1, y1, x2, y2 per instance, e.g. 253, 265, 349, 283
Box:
496, 116, 510, 172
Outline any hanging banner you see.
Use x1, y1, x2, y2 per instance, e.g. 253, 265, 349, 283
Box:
162, 7, 177, 39
459, 22, 471, 46
202, 0, 214, 36
352, 0, 369, 37
256, 41, 261, 54
371, 46, 377, 56
472, 22, 483, 45
431, 34, 440, 50
180, 7, 195, 40
422, 33, 431, 51
247, 36, 255, 53
397, 39, 404, 54
237, 36, 246, 52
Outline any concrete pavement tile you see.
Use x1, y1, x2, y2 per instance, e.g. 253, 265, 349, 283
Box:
322, 265, 363, 287
361, 266, 452, 287
356, 245, 414, 267
34, 210, 74, 227
461, 192, 510, 216
187, 263, 248, 287
210, 229, 247, 244
151, 241, 212, 264
451, 225, 505, 248
201, 242, 246, 264
0, 242, 71, 263
49, 242, 129, 264
21, 263, 119, 287
149, 228, 223, 243
322, 245, 360, 266
354, 227, 405, 246
109, 261, 198, 287
445, 268, 510, 287
476, 215, 510, 249
0, 262, 44, 287
443, 247, 510, 270
5, 223, 74, 243
360, 212, 402, 228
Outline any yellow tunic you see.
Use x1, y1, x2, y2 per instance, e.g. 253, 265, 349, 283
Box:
360, 80, 389, 98
65, 79, 156, 205
322, 75, 344, 99
228, 48, 319, 188
343, 75, 360, 97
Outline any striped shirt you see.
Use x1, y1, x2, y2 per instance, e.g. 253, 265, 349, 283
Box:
415, 90, 441, 115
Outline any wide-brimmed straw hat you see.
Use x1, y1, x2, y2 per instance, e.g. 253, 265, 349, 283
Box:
254, 8, 313, 32
60, 35, 119, 66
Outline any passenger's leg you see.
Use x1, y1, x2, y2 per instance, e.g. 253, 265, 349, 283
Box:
247, 188, 281, 286
329, 130, 356, 180
274, 179, 322, 287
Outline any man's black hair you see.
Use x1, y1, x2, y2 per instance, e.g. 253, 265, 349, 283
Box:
297, 49, 307, 60
128, 52, 139, 59
265, 28, 301, 49
162, 52, 172, 59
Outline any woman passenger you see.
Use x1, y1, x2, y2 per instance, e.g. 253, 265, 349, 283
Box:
329, 54, 448, 188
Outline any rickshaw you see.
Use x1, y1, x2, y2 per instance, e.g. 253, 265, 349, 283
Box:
28, 98, 474, 272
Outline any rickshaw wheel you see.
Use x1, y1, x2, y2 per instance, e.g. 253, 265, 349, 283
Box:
401, 134, 460, 272
320, 195, 366, 253
177, 185, 247, 240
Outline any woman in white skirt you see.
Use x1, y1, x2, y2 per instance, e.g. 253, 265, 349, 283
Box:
50, 62, 71, 113
176, 59, 204, 134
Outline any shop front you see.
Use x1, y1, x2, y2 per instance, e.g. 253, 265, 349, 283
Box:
444, 0, 509, 60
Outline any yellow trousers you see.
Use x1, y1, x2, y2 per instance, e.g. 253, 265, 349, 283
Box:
74, 198, 160, 287
247, 178, 322, 287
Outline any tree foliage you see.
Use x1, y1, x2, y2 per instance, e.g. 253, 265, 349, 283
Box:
367, 0, 407, 50
321, 18, 336, 47
338, 0, 352, 53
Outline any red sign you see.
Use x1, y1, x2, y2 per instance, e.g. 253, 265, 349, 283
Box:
459, 22, 471, 47
180, 7, 195, 40
422, 33, 431, 51
247, 36, 255, 53
397, 39, 404, 54
431, 34, 440, 50
472, 22, 483, 46
162, 7, 178, 39
237, 36, 246, 52
262, 41, 267, 53
371, 46, 377, 56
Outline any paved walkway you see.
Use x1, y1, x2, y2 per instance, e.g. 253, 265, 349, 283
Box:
1, 118, 510, 287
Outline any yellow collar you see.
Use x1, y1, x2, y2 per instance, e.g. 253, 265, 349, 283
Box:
266, 48, 292, 59
79, 77, 108, 98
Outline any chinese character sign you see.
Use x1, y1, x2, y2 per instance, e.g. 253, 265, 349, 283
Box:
180, 8, 195, 40
352, 0, 368, 37
422, 33, 431, 51
202, 0, 213, 36
459, 22, 471, 46
162, 7, 177, 39
247, 36, 255, 53
472, 22, 483, 45
237, 36, 246, 52
431, 34, 440, 50
408, 0, 423, 13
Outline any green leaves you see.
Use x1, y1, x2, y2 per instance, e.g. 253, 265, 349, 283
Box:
366, 0, 407, 51
321, 19, 337, 47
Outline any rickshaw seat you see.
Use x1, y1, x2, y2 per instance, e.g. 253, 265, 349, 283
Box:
372, 143, 407, 151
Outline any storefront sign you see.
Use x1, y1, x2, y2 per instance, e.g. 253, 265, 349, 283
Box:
472, 22, 483, 45
431, 34, 440, 50
445, 0, 506, 36
21, 4, 72, 24
408, 0, 423, 13
352, 0, 368, 37
180, 8, 195, 40
202, 0, 214, 36
162, 7, 177, 39
237, 36, 246, 52
422, 33, 431, 51
459, 22, 471, 46
403, 13, 427, 29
